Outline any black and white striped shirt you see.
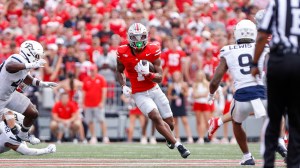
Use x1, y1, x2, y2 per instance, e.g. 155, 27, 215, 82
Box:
260, 0, 300, 51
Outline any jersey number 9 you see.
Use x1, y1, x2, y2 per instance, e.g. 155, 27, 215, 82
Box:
238, 54, 252, 75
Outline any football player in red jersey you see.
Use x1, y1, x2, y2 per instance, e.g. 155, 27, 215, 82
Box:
116, 23, 190, 158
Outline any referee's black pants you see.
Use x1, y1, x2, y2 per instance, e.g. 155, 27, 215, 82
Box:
264, 53, 300, 168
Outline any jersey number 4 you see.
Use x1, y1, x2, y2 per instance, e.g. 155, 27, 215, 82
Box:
134, 64, 145, 81
238, 54, 252, 75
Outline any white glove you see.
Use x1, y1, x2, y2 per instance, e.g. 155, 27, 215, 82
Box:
137, 60, 150, 75
25, 59, 46, 69
40, 81, 58, 88
46, 144, 56, 153
122, 85, 132, 97
207, 93, 215, 105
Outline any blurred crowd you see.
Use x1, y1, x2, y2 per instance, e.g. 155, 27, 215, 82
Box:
0, 0, 269, 144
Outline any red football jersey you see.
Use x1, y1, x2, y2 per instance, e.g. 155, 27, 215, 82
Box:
202, 57, 219, 79
162, 49, 186, 75
117, 43, 161, 93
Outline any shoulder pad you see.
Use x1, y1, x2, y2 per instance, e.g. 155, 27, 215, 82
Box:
219, 45, 230, 57
9, 54, 26, 63
148, 42, 161, 56
116, 45, 130, 58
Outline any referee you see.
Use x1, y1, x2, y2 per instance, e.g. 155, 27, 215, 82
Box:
251, 0, 300, 168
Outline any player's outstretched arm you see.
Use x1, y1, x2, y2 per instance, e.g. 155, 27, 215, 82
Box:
209, 57, 228, 94
144, 59, 163, 83
5, 59, 46, 73
23, 75, 58, 88
6, 143, 56, 155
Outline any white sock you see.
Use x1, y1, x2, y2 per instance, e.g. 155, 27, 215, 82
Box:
217, 118, 223, 126
175, 141, 181, 148
18, 130, 27, 135
278, 137, 287, 150
243, 152, 252, 159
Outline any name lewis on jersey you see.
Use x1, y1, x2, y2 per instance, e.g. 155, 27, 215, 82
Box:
228, 44, 252, 50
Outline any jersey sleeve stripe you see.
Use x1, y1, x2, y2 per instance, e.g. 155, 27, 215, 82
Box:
154, 52, 161, 56
20, 51, 31, 63
0, 61, 5, 72
12, 56, 23, 63
9, 136, 22, 143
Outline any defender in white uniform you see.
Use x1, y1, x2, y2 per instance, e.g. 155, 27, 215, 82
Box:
0, 109, 56, 155
208, 20, 267, 165
0, 40, 57, 144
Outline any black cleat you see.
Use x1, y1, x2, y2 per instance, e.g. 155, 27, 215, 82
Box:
240, 156, 255, 166
276, 144, 287, 158
177, 145, 190, 159
166, 140, 175, 149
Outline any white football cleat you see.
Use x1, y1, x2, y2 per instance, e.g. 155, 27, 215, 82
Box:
17, 132, 40, 145
46, 144, 56, 153
29, 134, 41, 145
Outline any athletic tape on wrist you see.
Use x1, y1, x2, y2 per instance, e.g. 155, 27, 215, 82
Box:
32, 78, 39, 86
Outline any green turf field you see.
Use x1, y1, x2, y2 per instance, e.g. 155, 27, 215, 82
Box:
0, 143, 286, 167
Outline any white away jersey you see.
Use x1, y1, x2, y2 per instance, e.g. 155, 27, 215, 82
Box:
0, 54, 30, 101
0, 121, 22, 153
220, 43, 269, 90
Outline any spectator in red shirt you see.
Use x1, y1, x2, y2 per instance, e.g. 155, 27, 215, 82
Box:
86, 14, 103, 36
86, 36, 103, 63
50, 92, 83, 143
6, 0, 22, 19
0, 5, 9, 32
41, 7, 63, 31
202, 47, 219, 79
162, 38, 186, 83
82, 64, 109, 144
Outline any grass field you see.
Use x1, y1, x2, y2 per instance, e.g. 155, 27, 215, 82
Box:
0, 143, 286, 167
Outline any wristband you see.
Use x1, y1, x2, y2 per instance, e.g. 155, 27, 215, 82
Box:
32, 78, 39, 86
144, 73, 155, 80
251, 62, 258, 68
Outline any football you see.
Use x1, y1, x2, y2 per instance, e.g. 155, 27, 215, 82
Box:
141, 60, 156, 72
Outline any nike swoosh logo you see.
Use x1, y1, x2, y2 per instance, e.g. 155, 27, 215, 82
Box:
146, 54, 151, 56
